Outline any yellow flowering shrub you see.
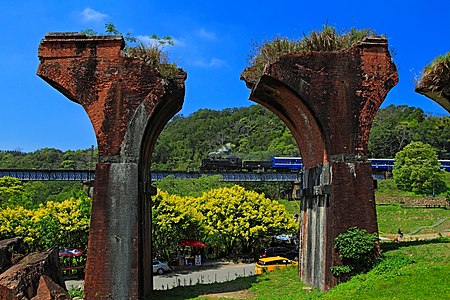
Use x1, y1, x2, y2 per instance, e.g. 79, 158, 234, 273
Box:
196, 185, 296, 254
0, 195, 91, 251
153, 185, 296, 258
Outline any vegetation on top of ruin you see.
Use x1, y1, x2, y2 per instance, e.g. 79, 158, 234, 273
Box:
81, 23, 180, 79
241, 25, 377, 84
417, 51, 450, 98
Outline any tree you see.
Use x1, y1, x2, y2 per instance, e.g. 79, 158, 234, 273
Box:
0, 177, 29, 208
0, 194, 91, 251
196, 185, 296, 255
152, 191, 204, 260
393, 141, 447, 195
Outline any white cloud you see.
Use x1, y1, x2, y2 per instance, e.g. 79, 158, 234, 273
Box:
196, 28, 216, 41
191, 57, 226, 68
80, 8, 108, 22
135, 35, 185, 47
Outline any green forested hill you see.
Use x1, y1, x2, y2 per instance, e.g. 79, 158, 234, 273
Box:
152, 105, 299, 170
152, 104, 449, 170
0, 104, 448, 170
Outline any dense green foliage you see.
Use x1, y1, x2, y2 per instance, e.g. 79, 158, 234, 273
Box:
0, 176, 85, 208
393, 141, 447, 195
152, 105, 299, 171
331, 227, 379, 280
1, 105, 448, 173
0, 147, 97, 169
369, 105, 449, 159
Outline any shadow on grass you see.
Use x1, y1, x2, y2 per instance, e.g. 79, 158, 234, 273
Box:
381, 236, 449, 253
150, 275, 258, 300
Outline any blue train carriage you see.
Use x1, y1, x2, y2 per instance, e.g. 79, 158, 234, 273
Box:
369, 158, 395, 171
271, 157, 303, 171
369, 158, 450, 172
439, 160, 450, 172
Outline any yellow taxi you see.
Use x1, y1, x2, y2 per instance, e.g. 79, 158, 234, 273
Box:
255, 256, 298, 274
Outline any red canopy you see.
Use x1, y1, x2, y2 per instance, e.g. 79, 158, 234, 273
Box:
178, 239, 206, 248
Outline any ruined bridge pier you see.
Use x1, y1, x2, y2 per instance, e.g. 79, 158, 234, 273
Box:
242, 37, 398, 290
37, 32, 397, 298
37, 33, 186, 299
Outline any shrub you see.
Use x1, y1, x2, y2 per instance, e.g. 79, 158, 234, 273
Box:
82, 23, 180, 79
331, 227, 379, 281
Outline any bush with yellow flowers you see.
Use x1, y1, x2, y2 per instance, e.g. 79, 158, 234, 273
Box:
153, 185, 297, 260
0, 195, 91, 251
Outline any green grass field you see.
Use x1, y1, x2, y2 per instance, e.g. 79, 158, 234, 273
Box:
377, 204, 449, 235
279, 198, 449, 237
154, 237, 450, 299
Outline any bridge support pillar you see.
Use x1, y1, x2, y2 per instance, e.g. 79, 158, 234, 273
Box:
242, 37, 398, 290
37, 33, 186, 299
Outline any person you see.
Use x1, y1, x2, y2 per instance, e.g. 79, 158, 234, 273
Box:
397, 229, 404, 240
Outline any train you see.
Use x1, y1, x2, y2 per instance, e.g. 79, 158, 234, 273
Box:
200, 155, 450, 172
200, 156, 302, 172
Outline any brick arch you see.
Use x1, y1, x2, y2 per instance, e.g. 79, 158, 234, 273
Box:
250, 75, 327, 169
242, 36, 398, 290
37, 33, 186, 299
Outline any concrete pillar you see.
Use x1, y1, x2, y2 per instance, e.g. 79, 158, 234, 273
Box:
242, 37, 398, 290
37, 33, 186, 299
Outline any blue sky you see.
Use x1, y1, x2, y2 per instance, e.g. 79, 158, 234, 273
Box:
1, 0, 449, 152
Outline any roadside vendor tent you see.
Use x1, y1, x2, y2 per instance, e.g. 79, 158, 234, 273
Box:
178, 239, 205, 248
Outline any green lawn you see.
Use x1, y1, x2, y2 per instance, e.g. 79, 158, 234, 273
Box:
154, 237, 450, 299
278, 199, 450, 236
376, 204, 449, 235
277, 199, 300, 215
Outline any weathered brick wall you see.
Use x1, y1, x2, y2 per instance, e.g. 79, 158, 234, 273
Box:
0, 248, 68, 299
37, 33, 186, 299
244, 36, 398, 290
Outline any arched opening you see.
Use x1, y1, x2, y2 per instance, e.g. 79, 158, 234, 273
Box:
36, 32, 399, 297
250, 75, 327, 169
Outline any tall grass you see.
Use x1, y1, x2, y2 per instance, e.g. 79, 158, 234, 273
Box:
416, 51, 450, 97
242, 25, 377, 84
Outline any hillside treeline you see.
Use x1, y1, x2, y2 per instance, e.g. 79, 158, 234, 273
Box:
153, 104, 449, 170
0, 104, 448, 170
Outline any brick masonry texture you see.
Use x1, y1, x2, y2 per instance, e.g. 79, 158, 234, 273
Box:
243, 36, 398, 290
0, 248, 66, 299
37, 33, 186, 299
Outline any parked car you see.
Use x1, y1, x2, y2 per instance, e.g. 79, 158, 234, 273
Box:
260, 246, 299, 261
152, 259, 171, 275
255, 256, 298, 274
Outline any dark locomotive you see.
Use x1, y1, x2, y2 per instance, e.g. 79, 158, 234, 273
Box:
200, 155, 303, 172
